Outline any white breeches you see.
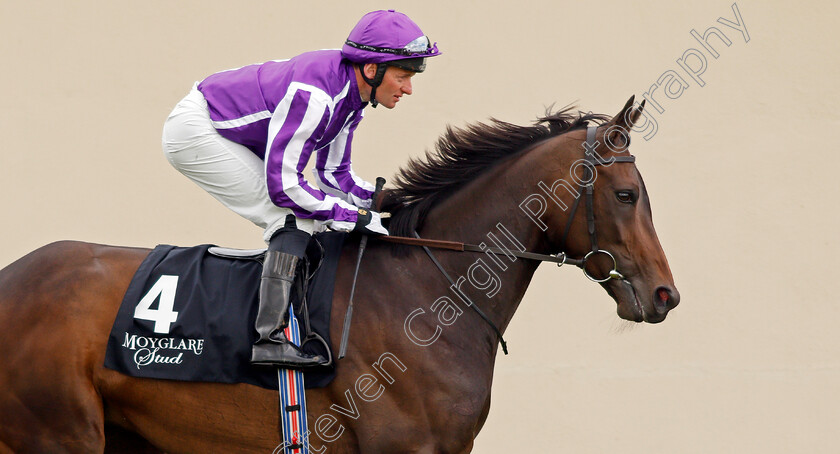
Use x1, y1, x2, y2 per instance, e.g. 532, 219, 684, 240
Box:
161, 85, 315, 243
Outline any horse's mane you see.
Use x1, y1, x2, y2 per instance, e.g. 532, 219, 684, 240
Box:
379, 106, 610, 241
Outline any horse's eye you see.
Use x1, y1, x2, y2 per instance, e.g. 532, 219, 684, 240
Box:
615, 190, 637, 204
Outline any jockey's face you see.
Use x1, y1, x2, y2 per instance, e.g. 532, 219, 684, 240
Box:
361, 64, 415, 109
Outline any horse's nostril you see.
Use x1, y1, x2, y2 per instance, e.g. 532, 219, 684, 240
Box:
653, 286, 680, 313
653, 286, 674, 314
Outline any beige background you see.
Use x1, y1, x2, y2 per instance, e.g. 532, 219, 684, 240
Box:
1, 1, 838, 452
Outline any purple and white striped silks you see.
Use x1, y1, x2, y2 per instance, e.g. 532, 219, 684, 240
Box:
198, 50, 374, 224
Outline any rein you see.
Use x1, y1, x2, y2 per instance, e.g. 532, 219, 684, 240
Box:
378, 235, 581, 265
375, 126, 637, 354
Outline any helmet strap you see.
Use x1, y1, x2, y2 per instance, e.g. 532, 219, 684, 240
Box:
359, 63, 388, 108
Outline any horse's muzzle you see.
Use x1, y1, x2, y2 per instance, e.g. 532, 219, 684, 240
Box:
609, 279, 679, 324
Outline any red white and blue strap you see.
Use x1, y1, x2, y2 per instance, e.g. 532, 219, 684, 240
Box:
277, 306, 310, 453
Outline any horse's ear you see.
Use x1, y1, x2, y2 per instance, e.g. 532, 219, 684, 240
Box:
606, 95, 646, 148
628, 98, 646, 126
612, 95, 645, 129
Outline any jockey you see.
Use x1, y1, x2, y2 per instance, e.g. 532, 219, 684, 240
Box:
162, 10, 440, 368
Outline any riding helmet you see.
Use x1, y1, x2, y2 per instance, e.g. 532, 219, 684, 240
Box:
342, 10, 441, 106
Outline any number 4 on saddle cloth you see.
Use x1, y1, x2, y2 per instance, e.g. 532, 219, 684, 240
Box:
103, 232, 345, 390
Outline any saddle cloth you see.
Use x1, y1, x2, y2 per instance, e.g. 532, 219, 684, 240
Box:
103, 232, 346, 390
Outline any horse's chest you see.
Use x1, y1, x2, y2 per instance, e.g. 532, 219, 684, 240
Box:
448, 392, 487, 417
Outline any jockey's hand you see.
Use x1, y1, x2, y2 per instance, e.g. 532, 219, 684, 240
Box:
353, 208, 388, 236
347, 192, 373, 209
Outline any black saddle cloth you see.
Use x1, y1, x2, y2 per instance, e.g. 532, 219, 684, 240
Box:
103, 232, 345, 390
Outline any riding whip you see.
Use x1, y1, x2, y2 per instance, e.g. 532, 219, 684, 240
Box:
338, 176, 386, 359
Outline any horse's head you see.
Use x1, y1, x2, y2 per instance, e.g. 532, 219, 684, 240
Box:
541, 96, 679, 323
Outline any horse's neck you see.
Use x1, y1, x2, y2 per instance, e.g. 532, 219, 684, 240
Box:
416, 148, 550, 337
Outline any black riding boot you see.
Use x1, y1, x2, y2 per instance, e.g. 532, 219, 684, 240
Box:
250, 250, 326, 368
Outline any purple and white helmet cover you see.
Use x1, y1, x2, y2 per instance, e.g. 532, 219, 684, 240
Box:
341, 10, 441, 64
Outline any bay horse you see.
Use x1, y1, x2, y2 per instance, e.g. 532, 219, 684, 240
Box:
0, 96, 678, 453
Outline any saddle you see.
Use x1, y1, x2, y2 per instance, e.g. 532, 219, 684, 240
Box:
103, 232, 346, 390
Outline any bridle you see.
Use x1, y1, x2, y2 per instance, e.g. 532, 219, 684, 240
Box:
386, 125, 637, 281
556, 125, 636, 283
375, 124, 638, 353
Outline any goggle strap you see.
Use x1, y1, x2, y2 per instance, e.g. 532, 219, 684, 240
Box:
345, 39, 432, 57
